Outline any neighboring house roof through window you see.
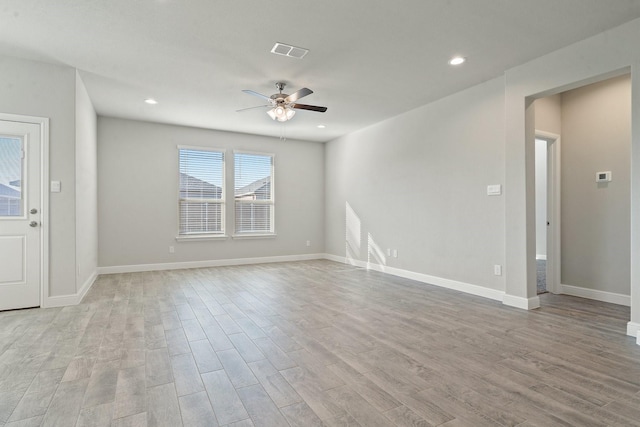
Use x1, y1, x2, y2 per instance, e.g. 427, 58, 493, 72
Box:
0, 183, 20, 199
235, 176, 271, 200
179, 172, 222, 199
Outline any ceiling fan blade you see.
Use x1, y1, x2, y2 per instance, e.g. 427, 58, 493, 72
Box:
242, 89, 271, 101
291, 103, 327, 113
285, 87, 313, 103
236, 105, 270, 112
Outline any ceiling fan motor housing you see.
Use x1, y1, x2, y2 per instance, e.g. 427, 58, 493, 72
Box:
270, 94, 288, 104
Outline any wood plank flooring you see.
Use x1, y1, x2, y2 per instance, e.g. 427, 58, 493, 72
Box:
1, 260, 639, 426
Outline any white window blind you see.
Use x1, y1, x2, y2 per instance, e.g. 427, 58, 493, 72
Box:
179, 148, 225, 235
0, 136, 23, 217
234, 152, 274, 234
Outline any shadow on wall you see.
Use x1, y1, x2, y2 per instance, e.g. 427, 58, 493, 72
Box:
345, 201, 387, 271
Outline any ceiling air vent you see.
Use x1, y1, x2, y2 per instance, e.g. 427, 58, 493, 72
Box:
271, 42, 308, 59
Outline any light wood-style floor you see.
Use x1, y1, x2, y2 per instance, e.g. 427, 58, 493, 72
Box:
1, 260, 639, 427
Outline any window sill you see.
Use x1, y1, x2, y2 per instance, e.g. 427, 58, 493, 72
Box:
175, 234, 228, 242
231, 233, 277, 240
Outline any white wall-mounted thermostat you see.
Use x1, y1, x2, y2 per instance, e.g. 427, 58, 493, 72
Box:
596, 171, 612, 183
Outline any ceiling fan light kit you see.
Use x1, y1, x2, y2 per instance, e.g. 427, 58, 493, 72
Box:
266, 105, 295, 122
240, 82, 327, 123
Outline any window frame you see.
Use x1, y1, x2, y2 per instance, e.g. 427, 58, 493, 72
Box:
176, 145, 227, 240
232, 150, 276, 238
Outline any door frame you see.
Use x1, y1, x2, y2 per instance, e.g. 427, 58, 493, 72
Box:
0, 113, 49, 308
535, 130, 561, 295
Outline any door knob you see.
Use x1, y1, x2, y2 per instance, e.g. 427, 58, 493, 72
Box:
29, 221, 38, 227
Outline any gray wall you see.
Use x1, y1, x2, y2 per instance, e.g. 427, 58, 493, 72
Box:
561, 74, 631, 295
0, 55, 78, 297
325, 77, 506, 291
97, 117, 325, 268
75, 72, 98, 290
535, 95, 562, 135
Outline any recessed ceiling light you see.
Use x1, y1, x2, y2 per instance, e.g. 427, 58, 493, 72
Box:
144, 98, 158, 105
449, 56, 466, 66
317, 124, 326, 129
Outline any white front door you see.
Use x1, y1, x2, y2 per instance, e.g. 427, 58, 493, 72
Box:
0, 120, 41, 310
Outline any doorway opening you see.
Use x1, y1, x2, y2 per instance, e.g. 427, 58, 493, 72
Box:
531, 73, 631, 309
534, 132, 560, 296
535, 137, 548, 294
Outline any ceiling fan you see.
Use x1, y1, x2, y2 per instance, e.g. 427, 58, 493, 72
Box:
239, 82, 327, 122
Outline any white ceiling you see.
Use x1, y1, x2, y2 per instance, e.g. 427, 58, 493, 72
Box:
2, 1, 640, 143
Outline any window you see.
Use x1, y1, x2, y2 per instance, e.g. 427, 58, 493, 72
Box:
0, 136, 23, 217
234, 152, 274, 235
178, 147, 225, 235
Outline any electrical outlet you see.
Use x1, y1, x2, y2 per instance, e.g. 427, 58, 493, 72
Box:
169, 246, 175, 254
494, 264, 502, 276
386, 248, 391, 257
393, 249, 398, 258
306, 240, 311, 247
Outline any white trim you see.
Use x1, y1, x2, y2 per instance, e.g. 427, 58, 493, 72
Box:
97, 253, 324, 274
43, 269, 97, 307
627, 322, 640, 341
502, 294, 541, 310
232, 233, 277, 240
178, 144, 227, 153
324, 254, 505, 302
176, 234, 228, 241
559, 284, 631, 306
76, 270, 97, 303
43, 294, 80, 308
536, 255, 547, 261
0, 113, 49, 309
324, 253, 350, 264
233, 149, 276, 158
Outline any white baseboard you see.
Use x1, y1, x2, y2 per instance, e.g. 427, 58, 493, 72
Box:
42, 269, 98, 308
536, 254, 547, 261
324, 254, 505, 302
502, 294, 541, 310
559, 284, 630, 306
77, 270, 98, 303
324, 253, 353, 265
98, 253, 325, 275
43, 293, 80, 308
627, 321, 640, 342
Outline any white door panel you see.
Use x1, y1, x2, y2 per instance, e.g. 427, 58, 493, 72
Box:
0, 120, 41, 310
0, 235, 26, 283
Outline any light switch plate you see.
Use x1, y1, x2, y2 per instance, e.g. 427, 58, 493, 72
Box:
51, 181, 61, 193
494, 265, 502, 276
487, 184, 502, 196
